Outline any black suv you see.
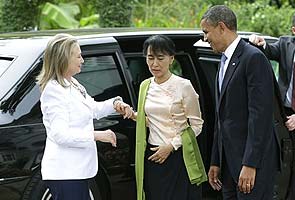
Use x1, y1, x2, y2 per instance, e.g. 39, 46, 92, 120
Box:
0, 29, 292, 200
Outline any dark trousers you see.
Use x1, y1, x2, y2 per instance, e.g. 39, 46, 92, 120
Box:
284, 107, 295, 200
144, 143, 201, 200
44, 179, 90, 200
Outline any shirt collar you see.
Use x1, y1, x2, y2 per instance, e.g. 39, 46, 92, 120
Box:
223, 36, 241, 62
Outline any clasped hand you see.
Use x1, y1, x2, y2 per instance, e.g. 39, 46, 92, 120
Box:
113, 100, 134, 119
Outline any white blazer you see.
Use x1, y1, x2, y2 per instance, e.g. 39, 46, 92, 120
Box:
40, 78, 117, 180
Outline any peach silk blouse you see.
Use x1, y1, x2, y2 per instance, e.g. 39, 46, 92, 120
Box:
144, 74, 204, 150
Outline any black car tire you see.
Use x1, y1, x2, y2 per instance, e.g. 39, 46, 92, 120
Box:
22, 170, 103, 200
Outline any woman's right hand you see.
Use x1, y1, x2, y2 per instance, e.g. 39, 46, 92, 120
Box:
94, 129, 117, 147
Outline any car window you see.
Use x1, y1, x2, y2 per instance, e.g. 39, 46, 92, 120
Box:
0, 62, 42, 126
271, 60, 279, 80
170, 60, 182, 76
125, 53, 198, 98
75, 54, 131, 104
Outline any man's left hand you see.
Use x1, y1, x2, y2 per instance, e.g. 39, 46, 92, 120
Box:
238, 165, 256, 194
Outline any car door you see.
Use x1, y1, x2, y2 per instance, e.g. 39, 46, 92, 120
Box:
78, 37, 137, 200
0, 58, 45, 200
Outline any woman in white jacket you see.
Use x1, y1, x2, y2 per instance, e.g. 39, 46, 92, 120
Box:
36, 33, 133, 200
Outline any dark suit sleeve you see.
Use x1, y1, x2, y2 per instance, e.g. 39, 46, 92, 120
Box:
242, 51, 274, 168
264, 40, 281, 61
210, 112, 220, 166
250, 39, 281, 62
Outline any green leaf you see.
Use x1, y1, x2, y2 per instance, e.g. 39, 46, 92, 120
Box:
40, 2, 80, 29
80, 14, 99, 27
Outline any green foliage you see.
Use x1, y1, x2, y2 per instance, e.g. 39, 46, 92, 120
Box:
39, 2, 99, 30
132, 0, 210, 27
96, 0, 133, 27
0, 0, 294, 37
80, 15, 100, 28
53, 0, 98, 18
228, 0, 294, 36
0, 0, 47, 32
132, 0, 294, 37
40, 2, 80, 29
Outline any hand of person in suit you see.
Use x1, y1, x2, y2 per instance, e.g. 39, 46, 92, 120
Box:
208, 166, 222, 191
94, 129, 117, 147
249, 34, 266, 47
113, 99, 134, 119
238, 165, 256, 194
148, 143, 174, 164
285, 114, 295, 131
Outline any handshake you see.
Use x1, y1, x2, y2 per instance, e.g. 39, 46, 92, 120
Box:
93, 97, 137, 147
113, 97, 136, 121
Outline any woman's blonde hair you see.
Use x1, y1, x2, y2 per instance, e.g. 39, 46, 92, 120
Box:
36, 33, 78, 91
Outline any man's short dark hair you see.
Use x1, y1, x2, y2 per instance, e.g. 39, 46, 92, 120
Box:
201, 5, 237, 32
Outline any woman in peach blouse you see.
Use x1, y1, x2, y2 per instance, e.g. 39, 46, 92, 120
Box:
132, 35, 204, 200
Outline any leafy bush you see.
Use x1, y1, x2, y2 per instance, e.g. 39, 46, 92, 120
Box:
228, 0, 294, 37
132, 0, 210, 27
40, 2, 80, 29
96, 0, 133, 27
0, 0, 293, 37
0, 0, 47, 32
40, 1, 99, 30
132, 0, 294, 37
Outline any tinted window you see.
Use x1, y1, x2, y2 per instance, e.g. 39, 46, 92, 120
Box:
0, 61, 44, 183
0, 63, 42, 126
125, 53, 196, 97
75, 54, 130, 103
271, 60, 279, 80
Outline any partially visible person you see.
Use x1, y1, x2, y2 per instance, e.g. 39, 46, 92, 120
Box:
249, 13, 295, 200
131, 34, 207, 200
201, 5, 279, 200
36, 33, 133, 200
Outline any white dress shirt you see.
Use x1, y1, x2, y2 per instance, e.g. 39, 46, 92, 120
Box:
145, 74, 204, 150
220, 36, 241, 80
40, 78, 116, 180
